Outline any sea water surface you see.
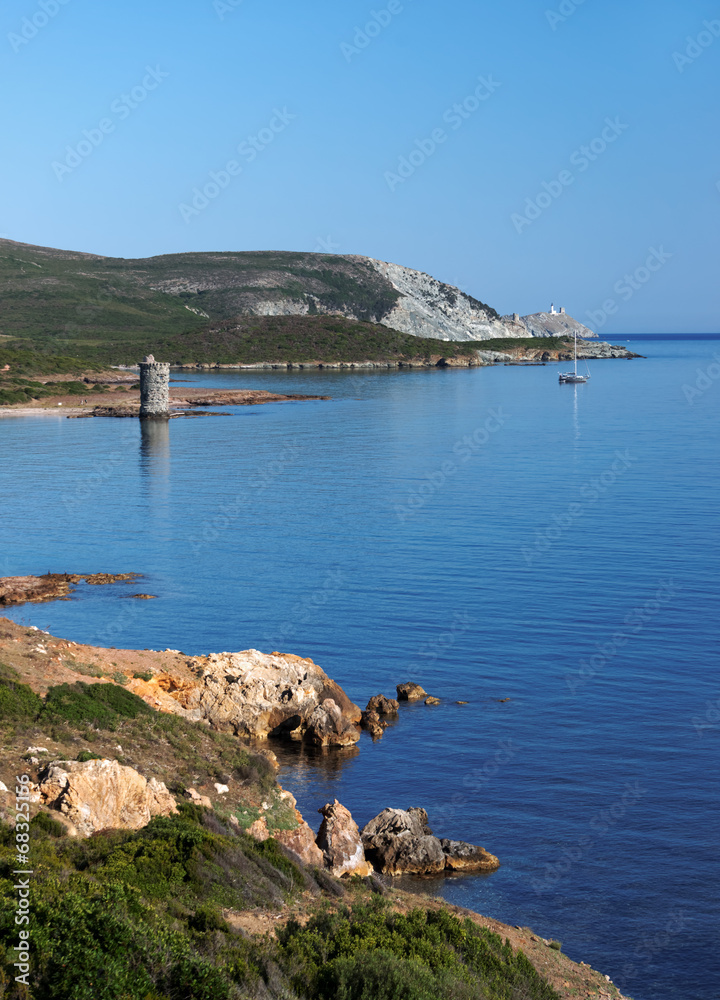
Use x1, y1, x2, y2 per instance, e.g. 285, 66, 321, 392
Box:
1, 336, 718, 1000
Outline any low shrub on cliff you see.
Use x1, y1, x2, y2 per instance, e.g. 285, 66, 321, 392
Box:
0, 806, 298, 999
279, 903, 560, 1000
42, 680, 153, 727
0, 664, 42, 720
0, 804, 561, 1000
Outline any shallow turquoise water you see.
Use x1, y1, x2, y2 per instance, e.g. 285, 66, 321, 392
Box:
1, 336, 718, 999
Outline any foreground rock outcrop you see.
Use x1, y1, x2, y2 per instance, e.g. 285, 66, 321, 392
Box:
361, 806, 499, 876
38, 758, 177, 836
317, 799, 373, 877
169, 649, 362, 746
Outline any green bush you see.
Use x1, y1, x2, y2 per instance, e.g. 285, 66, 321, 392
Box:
279, 904, 561, 1000
42, 681, 153, 727
0, 665, 43, 720
188, 904, 229, 934
315, 949, 475, 1000
30, 812, 66, 838
0, 806, 561, 1000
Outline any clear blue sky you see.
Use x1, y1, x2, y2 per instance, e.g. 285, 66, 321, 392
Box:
1, 0, 718, 332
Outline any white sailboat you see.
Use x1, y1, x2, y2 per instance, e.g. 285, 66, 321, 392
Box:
558, 330, 590, 384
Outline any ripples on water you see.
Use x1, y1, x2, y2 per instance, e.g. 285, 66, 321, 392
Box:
1, 336, 718, 1000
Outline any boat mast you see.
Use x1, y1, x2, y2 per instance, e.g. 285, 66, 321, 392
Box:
574, 330, 578, 377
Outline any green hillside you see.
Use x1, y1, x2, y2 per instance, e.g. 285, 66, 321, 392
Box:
0, 240, 403, 359
0, 239, 507, 366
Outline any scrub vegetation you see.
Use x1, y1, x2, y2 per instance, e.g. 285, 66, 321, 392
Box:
0, 664, 562, 1000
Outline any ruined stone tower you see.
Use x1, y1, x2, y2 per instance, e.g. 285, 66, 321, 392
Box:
139, 355, 170, 418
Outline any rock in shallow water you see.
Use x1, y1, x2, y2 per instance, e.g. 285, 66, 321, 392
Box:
361, 807, 446, 875
396, 682, 427, 701
317, 799, 373, 877
305, 698, 360, 747
365, 694, 399, 715
361, 807, 500, 876
360, 709, 387, 738
440, 839, 500, 872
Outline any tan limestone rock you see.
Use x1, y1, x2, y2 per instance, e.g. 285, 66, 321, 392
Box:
365, 694, 399, 716
38, 759, 177, 837
317, 799, 373, 877
273, 809, 324, 866
186, 787, 213, 809
440, 839, 500, 872
247, 816, 270, 841
169, 649, 361, 746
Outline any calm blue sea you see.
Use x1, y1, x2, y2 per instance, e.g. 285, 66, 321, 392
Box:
1, 335, 718, 1000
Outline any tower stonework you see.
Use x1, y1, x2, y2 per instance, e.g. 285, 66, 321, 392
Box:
139, 355, 170, 418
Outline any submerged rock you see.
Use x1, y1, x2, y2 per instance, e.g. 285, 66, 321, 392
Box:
360, 709, 387, 739
440, 839, 500, 872
0, 572, 138, 607
317, 799, 373, 877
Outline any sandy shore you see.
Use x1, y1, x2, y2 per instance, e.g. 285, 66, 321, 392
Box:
0, 387, 329, 417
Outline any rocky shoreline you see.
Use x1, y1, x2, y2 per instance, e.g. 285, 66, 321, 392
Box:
0, 611, 499, 876
164, 339, 641, 370
0, 581, 631, 999
0, 572, 140, 606
0, 341, 642, 417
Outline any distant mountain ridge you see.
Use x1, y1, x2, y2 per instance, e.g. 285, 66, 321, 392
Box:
0, 238, 595, 350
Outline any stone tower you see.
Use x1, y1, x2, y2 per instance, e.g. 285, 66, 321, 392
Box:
139, 355, 170, 419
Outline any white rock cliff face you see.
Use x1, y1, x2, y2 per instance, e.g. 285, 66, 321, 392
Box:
363, 259, 511, 341
164, 649, 362, 746
501, 310, 597, 339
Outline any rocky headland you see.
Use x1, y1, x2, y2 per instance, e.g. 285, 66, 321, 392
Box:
0, 572, 139, 606
0, 585, 631, 999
